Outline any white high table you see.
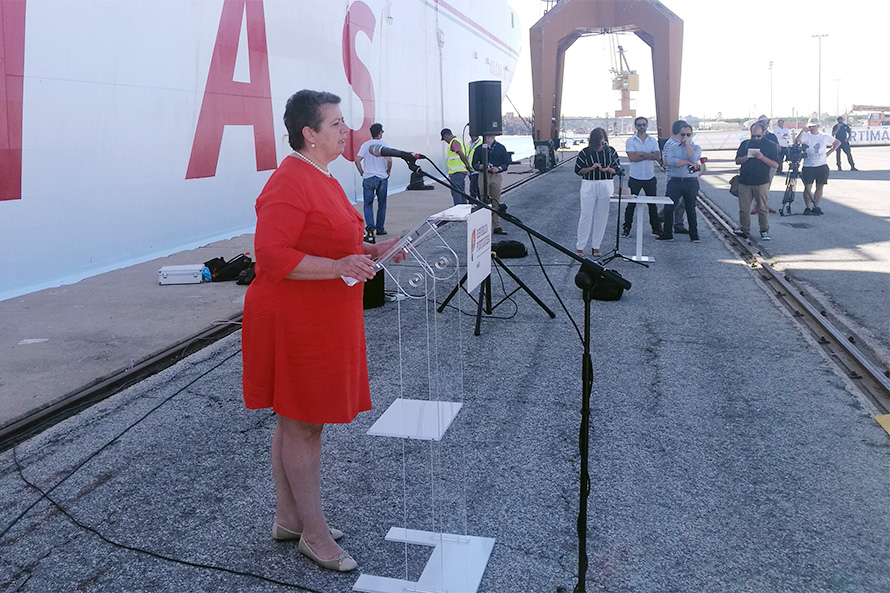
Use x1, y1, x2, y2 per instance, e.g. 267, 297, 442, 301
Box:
610, 193, 674, 262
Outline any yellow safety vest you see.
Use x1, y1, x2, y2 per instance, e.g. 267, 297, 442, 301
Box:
446, 138, 468, 175
465, 138, 483, 172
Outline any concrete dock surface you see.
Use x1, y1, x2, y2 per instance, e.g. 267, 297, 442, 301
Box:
1, 148, 888, 592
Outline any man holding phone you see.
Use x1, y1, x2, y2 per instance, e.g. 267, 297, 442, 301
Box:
734, 122, 779, 240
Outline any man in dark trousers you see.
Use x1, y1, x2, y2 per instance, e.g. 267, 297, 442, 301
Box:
831, 116, 858, 171
472, 135, 511, 234
622, 116, 663, 238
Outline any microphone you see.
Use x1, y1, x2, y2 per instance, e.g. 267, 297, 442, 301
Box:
368, 144, 422, 162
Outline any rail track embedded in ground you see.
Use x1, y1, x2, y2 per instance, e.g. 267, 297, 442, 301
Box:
696, 192, 890, 416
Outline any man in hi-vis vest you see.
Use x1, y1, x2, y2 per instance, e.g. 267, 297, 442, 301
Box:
441, 128, 471, 205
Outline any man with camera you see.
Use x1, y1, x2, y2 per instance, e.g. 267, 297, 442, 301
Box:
733, 122, 779, 240
795, 117, 840, 215
657, 121, 702, 243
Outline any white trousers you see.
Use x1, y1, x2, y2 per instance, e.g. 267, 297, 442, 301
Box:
576, 179, 613, 251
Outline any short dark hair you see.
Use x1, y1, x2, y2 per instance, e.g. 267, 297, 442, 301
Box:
369, 123, 383, 137
634, 116, 648, 126
751, 122, 766, 134
588, 127, 608, 146
837, 116, 844, 122
671, 120, 690, 135
284, 90, 341, 150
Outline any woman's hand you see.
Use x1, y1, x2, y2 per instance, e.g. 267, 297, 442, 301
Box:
365, 237, 406, 263
334, 254, 377, 282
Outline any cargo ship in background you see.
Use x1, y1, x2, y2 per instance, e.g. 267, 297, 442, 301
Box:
0, 0, 521, 301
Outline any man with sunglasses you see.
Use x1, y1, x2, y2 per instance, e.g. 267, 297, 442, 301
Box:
622, 116, 663, 238
657, 121, 702, 242
733, 122, 779, 240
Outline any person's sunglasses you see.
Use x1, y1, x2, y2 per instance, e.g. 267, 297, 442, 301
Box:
751, 134, 762, 138
680, 133, 692, 137
635, 123, 647, 127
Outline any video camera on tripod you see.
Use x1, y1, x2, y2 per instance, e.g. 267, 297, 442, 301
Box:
787, 142, 808, 168
779, 143, 808, 216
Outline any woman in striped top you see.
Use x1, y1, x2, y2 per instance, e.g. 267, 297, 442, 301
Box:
574, 128, 619, 257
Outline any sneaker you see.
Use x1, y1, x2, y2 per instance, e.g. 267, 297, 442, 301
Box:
376, 229, 388, 236
621, 228, 631, 238
674, 225, 689, 234
655, 234, 673, 241
814, 207, 824, 215
690, 235, 701, 243
733, 229, 749, 239
493, 227, 507, 234
851, 167, 859, 171
760, 231, 771, 241
651, 227, 663, 237
803, 208, 815, 215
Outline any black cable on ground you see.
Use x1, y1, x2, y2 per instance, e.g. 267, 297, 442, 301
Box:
1, 346, 326, 592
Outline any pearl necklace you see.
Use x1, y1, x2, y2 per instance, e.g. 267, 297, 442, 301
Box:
291, 150, 331, 177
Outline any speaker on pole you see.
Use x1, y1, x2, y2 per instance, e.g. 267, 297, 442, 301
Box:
469, 80, 502, 137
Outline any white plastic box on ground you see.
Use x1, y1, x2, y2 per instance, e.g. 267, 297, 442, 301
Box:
158, 264, 208, 285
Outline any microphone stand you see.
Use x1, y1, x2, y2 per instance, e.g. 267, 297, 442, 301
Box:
397, 154, 631, 593
600, 153, 647, 268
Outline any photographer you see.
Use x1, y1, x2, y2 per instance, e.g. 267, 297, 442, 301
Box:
795, 118, 840, 215
734, 122, 779, 240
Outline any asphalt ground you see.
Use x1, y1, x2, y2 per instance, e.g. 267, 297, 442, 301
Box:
1, 152, 888, 592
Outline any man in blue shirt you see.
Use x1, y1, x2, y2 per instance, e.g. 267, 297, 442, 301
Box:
472, 135, 511, 234
657, 120, 702, 242
623, 116, 663, 237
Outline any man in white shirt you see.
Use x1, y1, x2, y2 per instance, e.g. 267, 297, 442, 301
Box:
794, 117, 840, 216
622, 117, 663, 237
355, 123, 392, 235
773, 119, 792, 174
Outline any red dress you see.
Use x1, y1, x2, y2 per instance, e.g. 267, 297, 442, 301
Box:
241, 156, 371, 423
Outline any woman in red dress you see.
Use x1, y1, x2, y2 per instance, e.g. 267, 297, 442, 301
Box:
241, 90, 400, 572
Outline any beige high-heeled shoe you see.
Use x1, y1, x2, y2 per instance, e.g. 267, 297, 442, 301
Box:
298, 536, 357, 572
271, 521, 344, 541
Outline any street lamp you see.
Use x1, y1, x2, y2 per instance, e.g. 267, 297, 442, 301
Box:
812, 34, 828, 120
769, 60, 774, 117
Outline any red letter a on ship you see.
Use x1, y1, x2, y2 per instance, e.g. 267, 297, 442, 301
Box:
1, 0, 26, 201
186, 0, 276, 179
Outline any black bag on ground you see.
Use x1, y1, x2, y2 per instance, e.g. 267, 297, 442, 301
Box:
363, 270, 385, 309
590, 268, 625, 301
204, 253, 252, 282
492, 240, 527, 258
236, 263, 255, 285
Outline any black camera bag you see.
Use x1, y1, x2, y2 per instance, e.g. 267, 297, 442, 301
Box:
590, 268, 625, 301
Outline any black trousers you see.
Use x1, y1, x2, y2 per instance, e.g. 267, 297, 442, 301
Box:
836, 142, 855, 169
623, 176, 661, 232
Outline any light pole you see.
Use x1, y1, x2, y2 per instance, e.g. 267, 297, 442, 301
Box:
835, 78, 841, 116
769, 60, 774, 117
813, 34, 828, 120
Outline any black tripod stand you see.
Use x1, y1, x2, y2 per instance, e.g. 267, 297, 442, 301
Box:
600, 168, 648, 268
779, 145, 805, 216
437, 252, 556, 335
396, 153, 631, 593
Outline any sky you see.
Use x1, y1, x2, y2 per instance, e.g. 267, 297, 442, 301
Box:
504, 0, 888, 121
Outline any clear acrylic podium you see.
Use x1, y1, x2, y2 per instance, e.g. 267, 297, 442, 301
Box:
354, 206, 495, 593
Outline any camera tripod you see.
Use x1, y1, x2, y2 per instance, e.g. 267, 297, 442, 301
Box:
779, 154, 803, 216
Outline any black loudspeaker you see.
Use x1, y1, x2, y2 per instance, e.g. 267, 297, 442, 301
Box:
469, 80, 502, 137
